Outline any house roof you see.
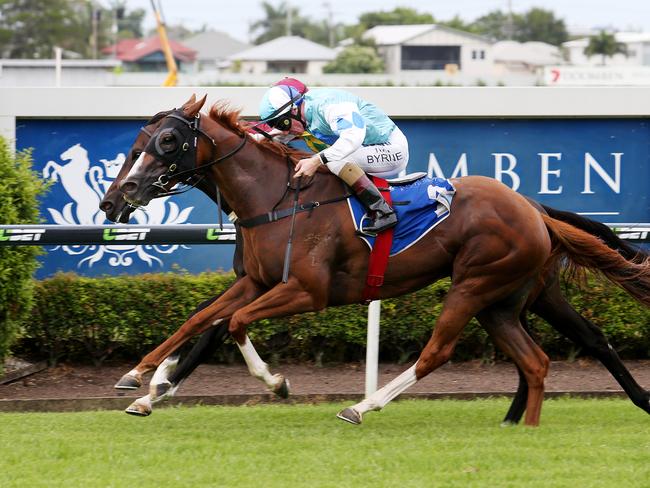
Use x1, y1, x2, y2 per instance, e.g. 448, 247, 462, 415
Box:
563, 31, 650, 48
493, 41, 563, 66
229, 36, 336, 61
363, 24, 492, 45
183, 30, 250, 61
101, 36, 196, 63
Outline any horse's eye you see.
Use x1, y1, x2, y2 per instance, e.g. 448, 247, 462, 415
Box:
132, 150, 142, 160
158, 132, 178, 153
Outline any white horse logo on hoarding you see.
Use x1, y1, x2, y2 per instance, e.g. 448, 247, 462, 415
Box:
43, 143, 194, 268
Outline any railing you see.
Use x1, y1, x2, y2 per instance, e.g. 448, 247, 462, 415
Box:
0, 224, 236, 246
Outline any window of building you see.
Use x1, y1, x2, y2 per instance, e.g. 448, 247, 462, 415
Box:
401, 45, 461, 70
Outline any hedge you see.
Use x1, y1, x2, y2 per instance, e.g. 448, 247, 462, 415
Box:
0, 137, 48, 371
15, 270, 650, 366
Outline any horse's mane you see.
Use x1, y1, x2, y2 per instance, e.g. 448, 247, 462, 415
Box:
207, 101, 311, 162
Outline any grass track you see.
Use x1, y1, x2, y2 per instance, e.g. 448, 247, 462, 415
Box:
1, 398, 649, 487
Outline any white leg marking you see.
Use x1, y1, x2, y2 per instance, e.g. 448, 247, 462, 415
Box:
151, 355, 179, 386
126, 368, 140, 378
237, 335, 284, 390
149, 355, 180, 401
350, 363, 418, 415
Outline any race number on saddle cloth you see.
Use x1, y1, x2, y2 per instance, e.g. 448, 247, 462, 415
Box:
348, 175, 456, 255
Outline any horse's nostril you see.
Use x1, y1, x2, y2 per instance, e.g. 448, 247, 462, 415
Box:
99, 201, 113, 213
120, 181, 138, 194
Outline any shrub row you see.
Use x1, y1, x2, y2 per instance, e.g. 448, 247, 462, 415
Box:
14, 270, 650, 366
0, 138, 48, 370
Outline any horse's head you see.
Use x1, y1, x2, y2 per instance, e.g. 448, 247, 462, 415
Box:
119, 94, 216, 208
100, 96, 201, 221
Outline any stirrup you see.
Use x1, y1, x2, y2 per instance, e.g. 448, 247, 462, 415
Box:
357, 213, 397, 237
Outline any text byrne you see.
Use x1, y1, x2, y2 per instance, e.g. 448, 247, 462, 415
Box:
428, 152, 623, 194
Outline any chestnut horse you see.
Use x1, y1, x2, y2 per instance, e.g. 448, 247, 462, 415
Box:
113, 97, 650, 425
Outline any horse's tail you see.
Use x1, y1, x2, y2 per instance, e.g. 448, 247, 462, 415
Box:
540, 204, 647, 263
541, 213, 650, 307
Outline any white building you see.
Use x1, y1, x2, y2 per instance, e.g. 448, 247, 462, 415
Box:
563, 32, 650, 66
228, 36, 336, 75
492, 40, 564, 75
362, 24, 493, 76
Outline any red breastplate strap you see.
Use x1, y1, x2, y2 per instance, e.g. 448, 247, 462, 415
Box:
361, 176, 395, 304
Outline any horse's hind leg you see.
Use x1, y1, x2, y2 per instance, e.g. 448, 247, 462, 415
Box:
532, 282, 650, 415
477, 303, 550, 427
337, 290, 480, 425
501, 313, 534, 425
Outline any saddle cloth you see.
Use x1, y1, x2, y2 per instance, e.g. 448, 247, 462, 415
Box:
347, 175, 456, 256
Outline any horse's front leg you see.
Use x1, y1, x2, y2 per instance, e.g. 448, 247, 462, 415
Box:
228, 277, 327, 397
115, 276, 264, 390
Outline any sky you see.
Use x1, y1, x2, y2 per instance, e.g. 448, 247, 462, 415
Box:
119, 0, 650, 43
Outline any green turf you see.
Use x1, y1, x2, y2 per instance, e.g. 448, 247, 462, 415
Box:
0, 398, 648, 488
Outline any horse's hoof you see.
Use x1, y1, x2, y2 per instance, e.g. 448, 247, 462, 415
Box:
114, 374, 142, 390
273, 377, 290, 399
500, 420, 518, 428
125, 399, 152, 417
337, 407, 362, 425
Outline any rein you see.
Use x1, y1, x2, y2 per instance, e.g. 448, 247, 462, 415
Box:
148, 111, 351, 230
238, 158, 351, 228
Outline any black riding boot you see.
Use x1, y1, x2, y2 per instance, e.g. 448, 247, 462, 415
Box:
351, 174, 397, 235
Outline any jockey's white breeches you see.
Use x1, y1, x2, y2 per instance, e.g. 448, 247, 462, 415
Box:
325, 127, 409, 178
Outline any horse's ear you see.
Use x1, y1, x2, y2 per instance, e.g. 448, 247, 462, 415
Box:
180, 94, 197, 109
183, 94, 207, 117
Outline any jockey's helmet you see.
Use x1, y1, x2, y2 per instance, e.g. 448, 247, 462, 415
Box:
259, 79, 307, 129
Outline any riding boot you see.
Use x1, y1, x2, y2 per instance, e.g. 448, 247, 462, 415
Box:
338, 162, 397, 235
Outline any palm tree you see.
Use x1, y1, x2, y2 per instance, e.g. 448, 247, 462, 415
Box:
583, 31, 628, 65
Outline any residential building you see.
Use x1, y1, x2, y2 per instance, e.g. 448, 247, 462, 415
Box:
362, 24, 493, 76
183, 30, 250, 71
101, 36, 196, 72
228, 36, 336, 75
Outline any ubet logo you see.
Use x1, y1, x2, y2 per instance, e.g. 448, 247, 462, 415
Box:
102, 228, 151, 241
0, 228, 46, 241
206, 229, 236, 241
614, 226, 650, 240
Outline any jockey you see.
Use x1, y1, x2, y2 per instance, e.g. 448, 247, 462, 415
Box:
258, 79, 409, 234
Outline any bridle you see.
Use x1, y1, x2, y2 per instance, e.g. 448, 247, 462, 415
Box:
146, 111, 248, 198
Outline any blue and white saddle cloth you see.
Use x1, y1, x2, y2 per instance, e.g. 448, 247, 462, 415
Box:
347, 174, 456, 256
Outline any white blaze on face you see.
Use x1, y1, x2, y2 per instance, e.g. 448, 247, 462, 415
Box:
125, 151, 148, 180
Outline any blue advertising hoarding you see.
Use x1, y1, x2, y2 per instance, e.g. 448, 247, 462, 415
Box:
16, 117, 649, 278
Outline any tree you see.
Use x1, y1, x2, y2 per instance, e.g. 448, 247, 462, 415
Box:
358, 7, 434, 29
584, 31, 628, 65
249, 1, 337, 45
323, 45, 384, 73
0, 1, 146, 58
513, 8, 568, 45
0, 0, 89, 58
471, 8, 567, 45
471, 10, 517, 40
117, 7, 146, 39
